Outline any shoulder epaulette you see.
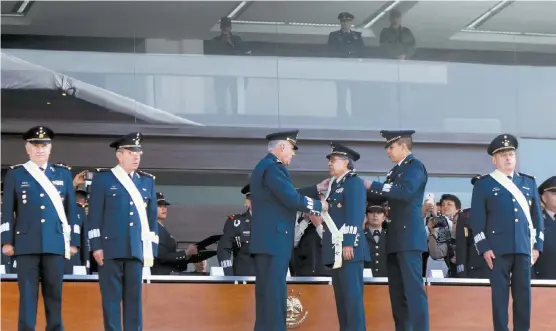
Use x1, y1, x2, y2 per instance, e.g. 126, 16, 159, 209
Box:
137, 170, 155, 179
403, 158, 415, 165
94, 168, 110, 172
9, 164, 23, 170
228, 213, 243, 220
518, 172, 536, 180
53, 164, 71, 171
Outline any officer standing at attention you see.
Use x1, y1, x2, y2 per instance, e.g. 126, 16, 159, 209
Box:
88, 132, 158, 331
217, 184, 255, 276
250, 130, 329, 331
312, 142, 369, 331
364, 200, 388, 277
534, 176, 556, 279
468, 134, 544, 331
1, 126, 80, 331
364, 130, 430, 331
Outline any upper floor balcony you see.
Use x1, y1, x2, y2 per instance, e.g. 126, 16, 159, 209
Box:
2, 1, 555, 138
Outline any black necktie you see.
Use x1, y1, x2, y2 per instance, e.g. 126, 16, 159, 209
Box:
507, 176, 512, 181
373, 230, 380, 244
39, 167, 45, 172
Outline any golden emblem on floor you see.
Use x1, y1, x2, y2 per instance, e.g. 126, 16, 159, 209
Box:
286, 288, 308, 329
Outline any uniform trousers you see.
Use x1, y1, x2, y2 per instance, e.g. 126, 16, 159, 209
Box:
17, 254, 65, 331
490, 253, 531, 331
253, 253, 290, 331
386, 251, 430, 331
98, 258, 143, 331
331, 261, 366, 331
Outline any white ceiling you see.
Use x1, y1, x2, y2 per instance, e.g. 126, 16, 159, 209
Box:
240, 1, 385, 24
2, 1, 556, 53
481, 1, 556, 34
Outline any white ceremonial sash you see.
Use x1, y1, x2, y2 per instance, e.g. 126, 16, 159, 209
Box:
489, 170, 536, 264
111, 166, 154, 267
323, 176, 343, 269
23, 161, 71, 260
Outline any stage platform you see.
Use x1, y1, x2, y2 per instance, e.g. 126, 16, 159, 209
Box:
2, 275, 556, 331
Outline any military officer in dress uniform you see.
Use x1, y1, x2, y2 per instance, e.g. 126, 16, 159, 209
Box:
313, 142, 369, 331
455, 175, 490, 279
468, 134, 544, 331
364, 130, 430, 331
1, 126, 80, 331
250, 130, 329, 331
327, 12, 365, 118
151, 192, 199, 275
533, 176, 556, 279
217, 184, 255, 276
364, 201, 388, 277
87, 132, 158, 331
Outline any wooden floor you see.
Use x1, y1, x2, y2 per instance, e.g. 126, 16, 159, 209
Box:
2, 282, 556, 330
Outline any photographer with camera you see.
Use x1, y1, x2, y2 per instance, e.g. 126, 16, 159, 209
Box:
427, 194, 461, 277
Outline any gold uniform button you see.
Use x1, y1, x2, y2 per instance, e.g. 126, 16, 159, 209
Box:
40, 206, 45, 209
40, 193, 44, 197
130, 212, 134, 215
130, 202, 134, 205
41, 219, 46, 223
16, 231, 20, 234
514, 208, 518, 212
375, 253, 379, 256
492, 231, 496, 234
512, 199, 516, 202
515, 219, 519, 222
129, 222, 134, 226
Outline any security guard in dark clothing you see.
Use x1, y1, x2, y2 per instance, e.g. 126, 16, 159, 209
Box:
327, 12, 365, 119
455, 176, 490, 278
455, 208, 491, 279
217, 184, 255, 276
365, 130, 430, 331
534, 176, 556, 279
468, 134, 544, 331
363, 202, 388, 277
1, 178, 17, 274
209, 16, 251, 115
74, 188, 91, 272
62, 174, 89, 275
379, 9, 416, 60
1, 178, 15, 274
151, 192, 198, 275
1, 126, 80, 331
